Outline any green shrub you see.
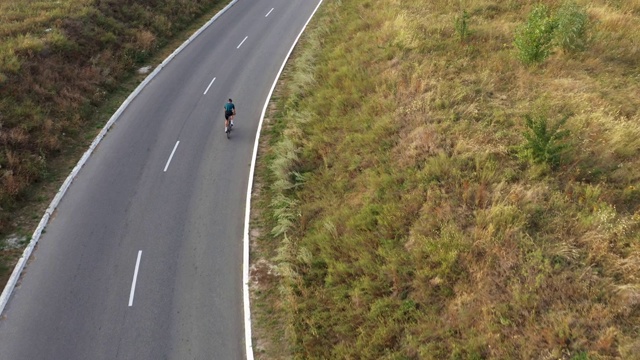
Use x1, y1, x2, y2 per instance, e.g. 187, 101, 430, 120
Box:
514, 5, 557, 64
518, 113, 570, 168
47, 30, 72, 50
0, 50, 22, 74
554, 1, 589, 53
454, 10, 471, 42
571, 352, 590, 360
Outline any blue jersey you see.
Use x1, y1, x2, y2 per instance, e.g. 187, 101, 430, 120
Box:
224, 102, 235, 113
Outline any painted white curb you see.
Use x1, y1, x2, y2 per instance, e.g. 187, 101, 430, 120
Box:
242, 1, 325, 359
0, 0, 239, 316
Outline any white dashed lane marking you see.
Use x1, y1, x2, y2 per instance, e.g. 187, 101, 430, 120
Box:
163, 141, 180, 173
204, 77, 216, 95
128, 251, 142, 307
237, 36, 248, 49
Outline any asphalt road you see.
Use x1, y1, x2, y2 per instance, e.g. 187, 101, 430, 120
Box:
0, 0, 320, 358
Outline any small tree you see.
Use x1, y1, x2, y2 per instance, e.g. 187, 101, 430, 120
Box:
519, 114, 571, 168
514, 5, 558, 64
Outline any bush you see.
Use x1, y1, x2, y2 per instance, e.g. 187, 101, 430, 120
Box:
554, 1, 589, 53
518, 113, 570, 168
514, 5, 557, 64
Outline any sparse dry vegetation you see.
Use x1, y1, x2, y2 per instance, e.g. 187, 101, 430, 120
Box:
0, 0, 226, 281
253, 0, 640, 358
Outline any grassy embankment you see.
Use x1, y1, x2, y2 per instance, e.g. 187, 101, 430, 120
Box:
0, 0, 227, 282
252, 0, 640, 358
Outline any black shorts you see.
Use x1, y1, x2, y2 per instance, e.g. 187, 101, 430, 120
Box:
225, 111, 234, 120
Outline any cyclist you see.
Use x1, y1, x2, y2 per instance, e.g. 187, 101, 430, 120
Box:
224, 98, 236, 134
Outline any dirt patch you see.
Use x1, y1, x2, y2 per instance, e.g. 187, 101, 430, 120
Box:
250, 258, 279, 290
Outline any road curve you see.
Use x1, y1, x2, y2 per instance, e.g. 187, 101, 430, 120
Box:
0, 0, 321, 359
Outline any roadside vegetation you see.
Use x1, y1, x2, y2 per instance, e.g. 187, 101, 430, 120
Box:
252, 0, 640, 358
0, 0, 227, 283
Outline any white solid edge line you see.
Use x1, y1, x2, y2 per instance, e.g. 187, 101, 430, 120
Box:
0, 0, 239, 316
204, 77, 216, 95
242, 1, 324, 359
237, 36, 248, 49
265, 8, 274, 17
128, 251, 143, 307
164, 141, 180, 172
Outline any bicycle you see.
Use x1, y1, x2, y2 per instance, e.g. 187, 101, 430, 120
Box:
224, 99, 236, 139
225, 120, 233, 139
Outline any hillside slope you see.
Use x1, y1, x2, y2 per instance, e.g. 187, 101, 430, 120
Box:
253, 0, 640, 358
